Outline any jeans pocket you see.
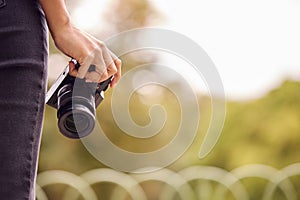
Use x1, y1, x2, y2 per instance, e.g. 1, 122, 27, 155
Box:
0, 0, 6, 8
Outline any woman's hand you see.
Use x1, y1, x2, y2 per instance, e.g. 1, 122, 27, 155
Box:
53, 24, 121, 87
38, 0, 121, 87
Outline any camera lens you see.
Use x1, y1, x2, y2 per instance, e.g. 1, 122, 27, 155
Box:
57, 83, 96, 138
65, 113, 90, 133
58, 107, 95, 138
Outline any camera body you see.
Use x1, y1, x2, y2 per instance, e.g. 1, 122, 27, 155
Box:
46, 60, 112, 138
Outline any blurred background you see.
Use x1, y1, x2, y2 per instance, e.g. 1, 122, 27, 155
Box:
38, 0, 300, 199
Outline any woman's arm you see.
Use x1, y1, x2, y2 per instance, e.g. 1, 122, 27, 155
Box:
38, 0, 71, 36
38, 0, 121, 87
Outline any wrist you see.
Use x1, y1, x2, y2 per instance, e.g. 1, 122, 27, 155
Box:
39, 0, 72, 39
49, 17, 72, 41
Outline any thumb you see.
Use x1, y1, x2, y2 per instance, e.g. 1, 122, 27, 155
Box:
68, 60, 78, 77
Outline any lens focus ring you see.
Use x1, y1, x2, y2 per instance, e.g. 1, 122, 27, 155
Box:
57, 84, 96, 138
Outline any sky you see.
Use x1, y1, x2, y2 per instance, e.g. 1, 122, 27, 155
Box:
150, 0, 300, 100
52, 0, 300, 100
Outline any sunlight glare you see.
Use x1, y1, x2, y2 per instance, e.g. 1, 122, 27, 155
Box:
72, 0, 108, 31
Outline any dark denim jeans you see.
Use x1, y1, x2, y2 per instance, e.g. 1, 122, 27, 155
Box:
0, 0, 48, 199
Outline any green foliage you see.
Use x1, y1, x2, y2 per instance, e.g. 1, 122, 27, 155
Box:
39, 79, 300, 199
208, 80, 300, 170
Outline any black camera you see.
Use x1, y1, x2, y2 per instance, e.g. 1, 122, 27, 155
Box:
46, 59, 112, 139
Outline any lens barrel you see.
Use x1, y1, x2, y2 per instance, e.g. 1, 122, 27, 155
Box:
57, 83, 96, 138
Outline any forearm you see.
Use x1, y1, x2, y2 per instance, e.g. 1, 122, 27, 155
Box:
38, 0, 71, 38
38, 0, 121, 85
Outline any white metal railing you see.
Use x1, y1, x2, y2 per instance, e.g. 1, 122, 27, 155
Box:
36, 163, 300, 200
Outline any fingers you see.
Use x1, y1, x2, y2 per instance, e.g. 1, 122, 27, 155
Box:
110, 58, 122, 88
69, 40, 121, 85
97, 45, 117, 81
107, 49, 121, 87
85, 48, 107, 82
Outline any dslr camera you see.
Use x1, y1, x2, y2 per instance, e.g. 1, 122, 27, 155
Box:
46, 59, 112, 139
